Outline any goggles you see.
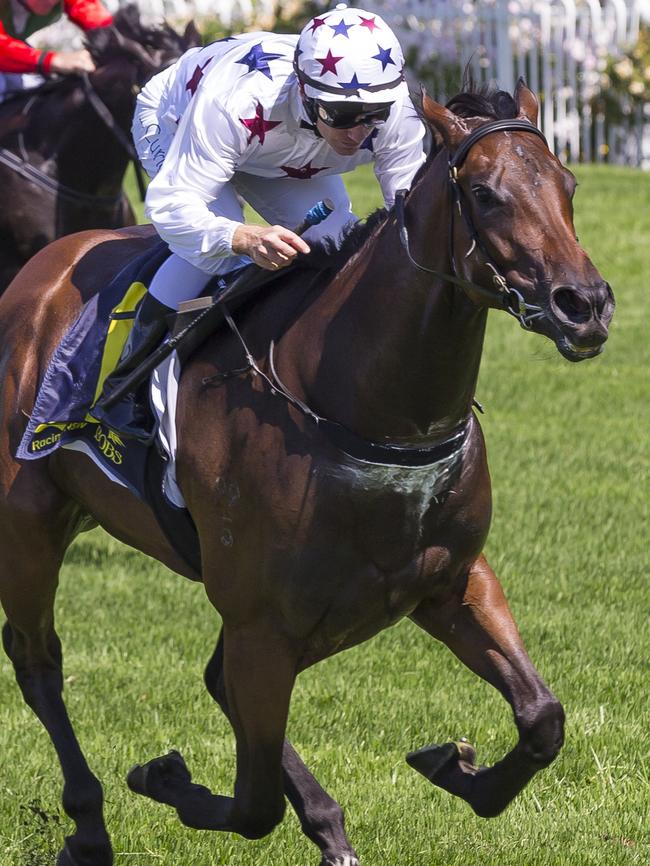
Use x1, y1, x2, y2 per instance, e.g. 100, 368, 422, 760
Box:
315, 101, 391, 129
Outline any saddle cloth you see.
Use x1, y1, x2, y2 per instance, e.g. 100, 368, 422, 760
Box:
16, 241, 202, 574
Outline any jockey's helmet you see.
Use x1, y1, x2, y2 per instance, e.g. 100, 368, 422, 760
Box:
295, 3, 406, 129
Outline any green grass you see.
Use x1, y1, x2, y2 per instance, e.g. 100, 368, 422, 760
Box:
1, 164, 648, 865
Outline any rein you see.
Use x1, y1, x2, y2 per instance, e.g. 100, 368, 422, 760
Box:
395, 118, 548, 329
0, 73, 143, 206
0, 146, 123, 206
216, 307, 470, 468
81, 74, 147, 201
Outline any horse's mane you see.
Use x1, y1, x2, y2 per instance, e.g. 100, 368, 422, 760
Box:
85, 4, 190, 66
446, 75, 519, 120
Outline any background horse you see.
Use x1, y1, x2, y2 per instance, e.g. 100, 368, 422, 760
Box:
0, 80, 614, 866
0, 5, 199, 292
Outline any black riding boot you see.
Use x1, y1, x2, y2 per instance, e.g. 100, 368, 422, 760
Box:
92, 293, 172, 441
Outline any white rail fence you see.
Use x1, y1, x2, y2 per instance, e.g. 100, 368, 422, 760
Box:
317, 0, 650, 166
33, 0, 650, 166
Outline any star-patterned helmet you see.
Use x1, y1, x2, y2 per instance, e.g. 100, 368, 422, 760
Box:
295, 3, 406, 105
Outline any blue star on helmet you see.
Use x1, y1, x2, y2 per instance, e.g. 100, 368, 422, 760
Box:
236, 43, 284, 79
340, 73, 371, 94
372, 45, 396, 71
329, 18, 354, 38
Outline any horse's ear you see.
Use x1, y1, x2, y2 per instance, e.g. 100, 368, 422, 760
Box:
515, 77, 539, 126
183, 20, 202, 49
421, 89, 469, 152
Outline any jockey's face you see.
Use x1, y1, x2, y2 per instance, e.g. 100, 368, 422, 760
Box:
316, 118, 374, 156
21, 0, 59, 15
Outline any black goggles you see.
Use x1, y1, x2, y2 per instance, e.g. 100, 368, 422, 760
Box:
315, 101, 392, 129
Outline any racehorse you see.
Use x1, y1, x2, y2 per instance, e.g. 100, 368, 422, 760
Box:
0, 80, 614, 866
0, 5, 199, 292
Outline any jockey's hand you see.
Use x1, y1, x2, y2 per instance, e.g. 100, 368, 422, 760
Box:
232, 224, 311, 271
49, 49, 97, 75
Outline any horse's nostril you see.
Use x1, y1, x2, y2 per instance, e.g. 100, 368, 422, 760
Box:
552, 288, 592, 324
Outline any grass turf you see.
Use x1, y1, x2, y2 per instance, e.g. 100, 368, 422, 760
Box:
0, 163, 647, 865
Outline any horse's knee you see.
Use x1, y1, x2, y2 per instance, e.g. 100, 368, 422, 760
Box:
236, 799, 286, 840
519, 697, 565, 766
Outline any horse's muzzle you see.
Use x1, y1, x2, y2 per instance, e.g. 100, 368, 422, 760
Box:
548, 281, 615, 361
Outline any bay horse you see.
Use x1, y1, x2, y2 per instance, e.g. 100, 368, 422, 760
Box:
0, 5, 200, 292
0, 80, 614, 866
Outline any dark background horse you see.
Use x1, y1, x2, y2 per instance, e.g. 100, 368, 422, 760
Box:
0, 5, 199, 292
0, 82, 615, 866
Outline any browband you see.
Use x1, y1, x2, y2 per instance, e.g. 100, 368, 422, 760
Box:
450, 118, 548, 169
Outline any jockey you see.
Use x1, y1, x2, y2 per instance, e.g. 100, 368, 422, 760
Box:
94, 3, 426, 438
0, 0, 113, 99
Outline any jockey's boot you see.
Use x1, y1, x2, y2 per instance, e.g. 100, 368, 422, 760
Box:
92, 293, 173, 442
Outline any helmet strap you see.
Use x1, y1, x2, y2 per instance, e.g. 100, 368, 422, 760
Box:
298, 83, 322, 137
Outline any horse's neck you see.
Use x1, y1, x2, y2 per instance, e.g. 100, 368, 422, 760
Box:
297, 153, 488, 444
26, 77, 132, 194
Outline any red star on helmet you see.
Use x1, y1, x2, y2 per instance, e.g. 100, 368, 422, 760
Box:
308, 17, 327, 34
280, 160, 328, 179
316, 49, 344, 77
185, 58, 212, 96
240, 102, 282, 145
358, 15, 380, 32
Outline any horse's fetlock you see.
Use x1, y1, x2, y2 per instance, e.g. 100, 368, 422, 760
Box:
237, 801, 286, 840
62, 777, 104, 821
521, 698, 565, 766
302, 799, 345, 838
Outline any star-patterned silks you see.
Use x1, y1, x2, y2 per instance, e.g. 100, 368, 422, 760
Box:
358, 15, 380, 33
185, 58, 212, 96
280, 160, 328, 179
316, 49, 344, 76
329, 18, 354, 38
240, 102, 281, 145
236, 43, 284, 79
372, 45, 395, 72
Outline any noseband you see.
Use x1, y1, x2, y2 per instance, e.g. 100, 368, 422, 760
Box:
396, 118, 549, 329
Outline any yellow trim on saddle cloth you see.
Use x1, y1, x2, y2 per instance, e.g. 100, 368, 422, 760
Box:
89, 280, 149, 411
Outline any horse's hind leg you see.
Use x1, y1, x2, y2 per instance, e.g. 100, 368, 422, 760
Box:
0, 508, 112, 866
127, 619, 296, 840
203, 632, 358, 866
408, 554, 564, 817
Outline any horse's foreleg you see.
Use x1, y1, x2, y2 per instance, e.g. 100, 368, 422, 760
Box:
408, 554, 564, 817
1, 560, 112, 866
128, 620, 295, 840
204, 632, 359, 866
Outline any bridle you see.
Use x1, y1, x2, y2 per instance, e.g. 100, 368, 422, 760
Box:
395, 118, 549, 329
0, 71, 146, 204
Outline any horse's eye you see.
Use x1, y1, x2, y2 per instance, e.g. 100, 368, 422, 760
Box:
471, 185, 496, 206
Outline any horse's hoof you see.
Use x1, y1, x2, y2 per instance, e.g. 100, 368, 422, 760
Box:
406, 739, 478, 782
321, 858, 360, 866
56, 836, 113, 866
127, 749, 192, 803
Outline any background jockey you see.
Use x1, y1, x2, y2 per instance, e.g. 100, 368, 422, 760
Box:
94, 2, 426, 438
0, 0, 113, 98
